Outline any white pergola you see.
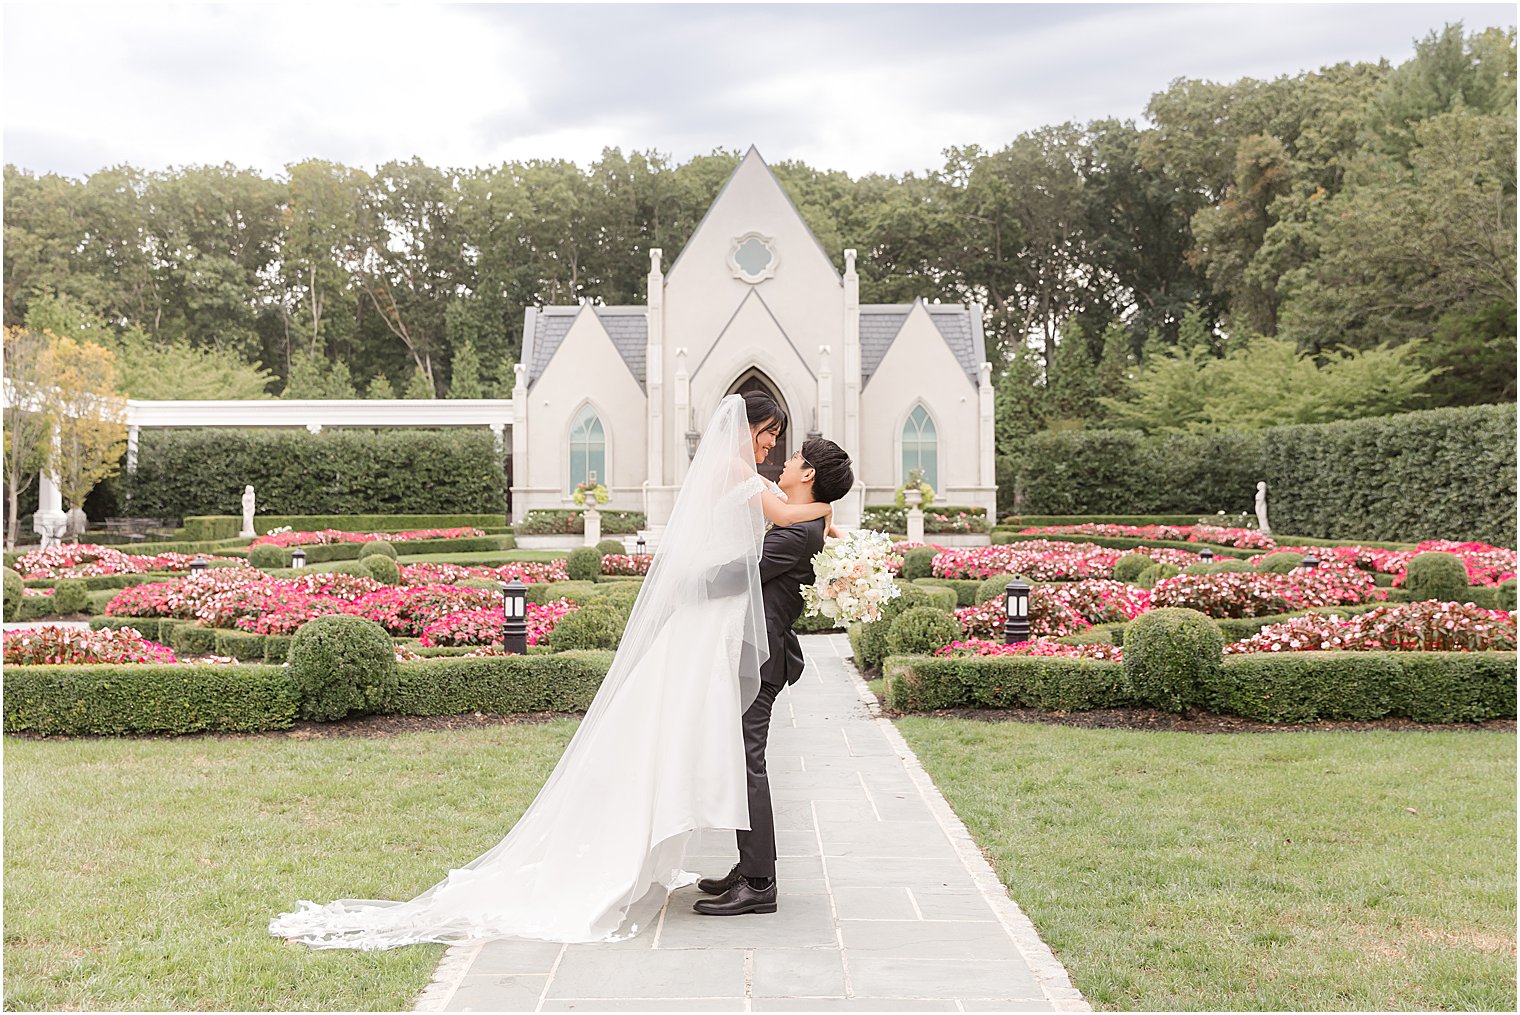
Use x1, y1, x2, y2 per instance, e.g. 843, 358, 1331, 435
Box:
22, 398, 515, 547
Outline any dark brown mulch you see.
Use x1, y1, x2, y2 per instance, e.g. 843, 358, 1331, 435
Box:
874, 696, 1516, 735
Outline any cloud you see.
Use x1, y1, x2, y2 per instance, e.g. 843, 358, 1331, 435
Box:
3, 2, 1513, 180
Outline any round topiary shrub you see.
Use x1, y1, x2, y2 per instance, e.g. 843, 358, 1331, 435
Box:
1112, 554, 1152, 583
3, 567, 22, 621
976, 573, 1020, 604
566, 547, 603, 582
1254, 551, 1304, 574
1181, 561, 1214, 576
916, 585, 960, 612
53, 579, 89, 615
1136, 562, 1180, 589
361, 553, 401, 585
288, 615, 399, 722
857, 581, 935, 670
902, 547, 938, 581
546, 602, 627, 650
597, 582, 643, 612
248, 544, 291, 569
1213, 559, 1253, 573
886, 605, 963, 657
330, 560, 371, 578
1402, 551, 1470, 603
1499, 578, 1517, 612
363, 540, 398, 560
1122, 607, 1224, 713
596, 539, 626, 556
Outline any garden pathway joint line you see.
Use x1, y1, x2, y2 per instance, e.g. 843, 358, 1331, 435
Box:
413, 633, 1089, 1013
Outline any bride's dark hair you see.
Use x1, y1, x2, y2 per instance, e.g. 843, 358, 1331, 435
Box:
741, 391, 787, 438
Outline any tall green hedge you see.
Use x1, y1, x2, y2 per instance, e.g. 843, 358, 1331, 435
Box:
4, 664, 299, 735
180, 513, 506, 541
118, 428, 505, 520
1001, 405, 1515, 544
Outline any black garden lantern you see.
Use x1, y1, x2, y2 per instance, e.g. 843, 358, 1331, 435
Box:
1301, 550, 1320, 570
500, 577, 528, 655
290, 547, 307, 569
1199, 547, 1215, 563
1003, 578, 1031, 645
685, 426, 701, 461
636, 535, 647, 557
189, 556, 209, 574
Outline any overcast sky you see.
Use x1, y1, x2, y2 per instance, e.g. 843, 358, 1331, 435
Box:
3, 2, 1514, 180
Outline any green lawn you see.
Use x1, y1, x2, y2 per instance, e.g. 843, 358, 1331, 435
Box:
897, 718, 1517, 1011
3, 722, 576, 1011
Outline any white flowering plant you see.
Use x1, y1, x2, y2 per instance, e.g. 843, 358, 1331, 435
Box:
802, 528, 902, 627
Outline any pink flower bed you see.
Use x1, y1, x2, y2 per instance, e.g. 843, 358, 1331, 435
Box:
600, 554, 652, 576
249, 527, 486, 548
954, 591, 1089, 641
1019, 523, 1275, 551
1149, 566, 1384, 618
4, 624, 178, 665
419, 598, 579, 647
1043, 580, 1152, 625
934, 541, 1198, 581
399, 560, 570, 585
934, 637, 1123, 661
12, 543, 243, 579
1224, 601, 1516, 654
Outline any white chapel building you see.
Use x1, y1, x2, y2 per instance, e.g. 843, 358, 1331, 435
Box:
509, 147, 997, 534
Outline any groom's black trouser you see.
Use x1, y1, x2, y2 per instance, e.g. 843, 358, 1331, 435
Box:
736, 679, 785, 880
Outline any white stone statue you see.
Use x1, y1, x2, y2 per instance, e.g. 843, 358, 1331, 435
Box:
1255, 481, 1270, 536
240, 485, 257, 539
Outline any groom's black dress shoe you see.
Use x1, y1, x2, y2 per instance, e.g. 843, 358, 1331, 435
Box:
697, 864, 744, 896
692, 878, 778, 916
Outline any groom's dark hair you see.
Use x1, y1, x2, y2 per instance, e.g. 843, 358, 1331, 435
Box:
802, 438, 853, 504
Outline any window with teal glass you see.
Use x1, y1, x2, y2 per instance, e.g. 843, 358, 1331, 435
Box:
902, 405, 937, 491
569, 406, 606, 490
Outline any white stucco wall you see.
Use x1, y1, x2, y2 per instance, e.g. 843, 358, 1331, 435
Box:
860, 303, 989, 511
519, 306, 647, 514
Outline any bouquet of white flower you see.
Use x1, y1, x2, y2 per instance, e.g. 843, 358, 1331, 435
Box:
802, 528, 902, 627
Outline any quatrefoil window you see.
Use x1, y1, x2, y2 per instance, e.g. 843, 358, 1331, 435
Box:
729, 232, 778, 283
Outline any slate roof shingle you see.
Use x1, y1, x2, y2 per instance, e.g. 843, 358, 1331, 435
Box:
526, 306, 647, 389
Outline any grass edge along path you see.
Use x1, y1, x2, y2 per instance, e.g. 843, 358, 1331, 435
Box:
895, 717, 1517, 1012
3, 722, 576, 1012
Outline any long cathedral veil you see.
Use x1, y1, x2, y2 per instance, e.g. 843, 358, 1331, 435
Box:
270, 394, 769, 949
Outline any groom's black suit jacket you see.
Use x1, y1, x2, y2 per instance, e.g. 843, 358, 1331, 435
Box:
757, 517, 827, 688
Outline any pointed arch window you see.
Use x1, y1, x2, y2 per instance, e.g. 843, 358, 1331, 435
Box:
569, 406, 606, 491
902, 405, 938, 492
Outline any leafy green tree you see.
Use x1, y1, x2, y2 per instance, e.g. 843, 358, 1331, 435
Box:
283, 348, 355, 399
364, 372, 396, 399
448, 340, 483, 398
402, 364, 435, 399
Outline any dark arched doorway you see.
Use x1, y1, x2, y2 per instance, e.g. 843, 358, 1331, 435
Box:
727, 369, 790, 484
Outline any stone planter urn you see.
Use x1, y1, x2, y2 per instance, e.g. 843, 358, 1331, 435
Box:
903, 488, 925, 544
583, 506, 602, 547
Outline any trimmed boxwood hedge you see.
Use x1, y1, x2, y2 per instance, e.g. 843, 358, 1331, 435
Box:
180, 513, 506, 542
1001, 405, 1514, 544
517, 509, 646, 535
990, 531, 1259, 559
118, 428, 506, 520
912, 577, 985, 606
389, 651, 614, 715
3, 663, 300, 735
270, 535, 512, 564
883, 651, 1517, 723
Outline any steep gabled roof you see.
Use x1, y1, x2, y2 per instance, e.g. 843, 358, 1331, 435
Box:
523, 304, 646, 390
860, 301, 984, 386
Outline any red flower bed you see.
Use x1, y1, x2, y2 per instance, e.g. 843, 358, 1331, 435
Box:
347, 585, 501, 637
249, 527, 486, 548
934, 637, 1123, 661
4, 624, 177, 665
1019, 523, 1275, 551
419, 598, 579, 648
1224, 601, 1516, 654
600, 554, 652, 576
1043, 580, 1151, 625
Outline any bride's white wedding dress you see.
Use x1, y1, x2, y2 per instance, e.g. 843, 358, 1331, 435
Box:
270, 396, 773, 949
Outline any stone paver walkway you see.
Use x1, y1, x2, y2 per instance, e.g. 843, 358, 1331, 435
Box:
416, 633, 1088, 1013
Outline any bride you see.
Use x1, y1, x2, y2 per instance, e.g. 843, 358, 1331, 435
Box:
270, 393, 831, 949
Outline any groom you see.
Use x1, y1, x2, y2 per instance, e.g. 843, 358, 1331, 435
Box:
695, 436, 854, 916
